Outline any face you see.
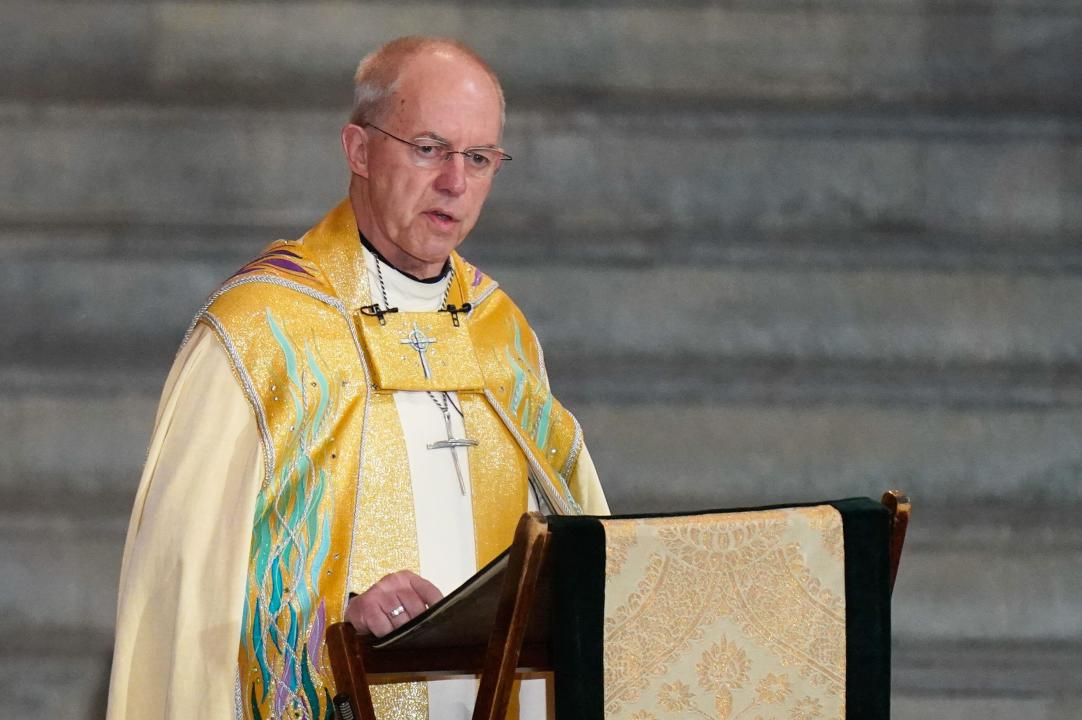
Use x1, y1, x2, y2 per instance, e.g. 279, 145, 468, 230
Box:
346, 50, 504, 276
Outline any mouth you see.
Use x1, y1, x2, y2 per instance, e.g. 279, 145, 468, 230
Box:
423, 209, 458, 230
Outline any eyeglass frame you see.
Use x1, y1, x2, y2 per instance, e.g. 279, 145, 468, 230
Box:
362, 123, 512, 176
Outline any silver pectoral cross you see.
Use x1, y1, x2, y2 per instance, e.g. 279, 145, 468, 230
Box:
427, 402, 478, 495
400, 321, 438, 379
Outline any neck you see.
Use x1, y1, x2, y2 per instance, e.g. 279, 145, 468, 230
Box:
350, 186, 448, 280
359, 232, 450, 285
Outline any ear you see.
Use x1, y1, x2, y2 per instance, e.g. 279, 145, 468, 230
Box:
341, 124, 370, 179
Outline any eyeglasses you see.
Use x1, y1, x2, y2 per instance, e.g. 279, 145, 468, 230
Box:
364, 124, 511, 178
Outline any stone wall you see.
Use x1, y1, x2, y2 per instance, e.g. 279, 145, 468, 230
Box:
2, 2, 1080, 717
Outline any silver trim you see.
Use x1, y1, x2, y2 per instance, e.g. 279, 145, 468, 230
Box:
341, 302, 374, 605
472, 279, 500, 307
202, 312, 276, 488
562, 413, 584, 484
483, 388, 572, 515
233, 666, 243, 720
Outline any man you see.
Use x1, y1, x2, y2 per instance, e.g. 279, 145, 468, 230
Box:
106, 37, 607, 719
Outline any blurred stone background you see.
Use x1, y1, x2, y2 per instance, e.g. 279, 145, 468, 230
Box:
2, 1, 1081, 717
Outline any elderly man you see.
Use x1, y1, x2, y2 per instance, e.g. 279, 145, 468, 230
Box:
106, 37, 607, 720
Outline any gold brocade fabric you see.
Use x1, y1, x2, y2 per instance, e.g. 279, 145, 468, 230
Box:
349, 392, 429, 718
600, 506, 847, 720
460, 394, 529, 566
200, 199, 586, 719
356, 309, 484, 391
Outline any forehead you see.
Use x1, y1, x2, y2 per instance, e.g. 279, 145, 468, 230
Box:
386, 50, 503, 143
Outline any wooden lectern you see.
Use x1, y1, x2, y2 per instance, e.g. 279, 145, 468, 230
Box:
327, 491, 910, 720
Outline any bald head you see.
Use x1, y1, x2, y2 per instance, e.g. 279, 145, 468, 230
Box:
349, 36, 506, 130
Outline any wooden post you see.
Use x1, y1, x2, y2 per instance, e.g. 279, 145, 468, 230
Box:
881, 489, 911, 592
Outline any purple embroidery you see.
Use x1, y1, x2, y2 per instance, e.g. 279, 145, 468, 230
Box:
263, 258, 308, 274
228, 250, 312, 281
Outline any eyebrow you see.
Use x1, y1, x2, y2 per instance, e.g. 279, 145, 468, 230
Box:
414, 130, 502, 151
414, 130, 452, 145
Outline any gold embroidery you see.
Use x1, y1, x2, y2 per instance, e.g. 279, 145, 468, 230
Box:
355, 310, 484, 391
601, 506, 846, 720
791, 696, 824, 720
804, 505, 845, 562
604, 520, 639, 579
697, 638, 751, 691
350, 393, 429, 716
757, 673, 793, 704
460, 393, 530, 567
656, 681, 695, 712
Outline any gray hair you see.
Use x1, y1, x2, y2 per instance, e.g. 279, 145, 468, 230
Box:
348, 36, 506, 129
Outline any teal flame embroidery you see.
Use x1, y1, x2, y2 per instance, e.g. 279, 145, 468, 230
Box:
503, 318, 555, 452
500, 318, 582, 512
242, 309, 337, 720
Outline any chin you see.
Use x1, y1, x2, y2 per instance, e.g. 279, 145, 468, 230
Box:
413, 237, 465, 262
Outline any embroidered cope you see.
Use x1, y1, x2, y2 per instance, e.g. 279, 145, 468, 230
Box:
106, 200, 608, 720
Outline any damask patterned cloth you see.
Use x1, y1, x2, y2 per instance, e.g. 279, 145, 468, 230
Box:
549, 499, 891, 720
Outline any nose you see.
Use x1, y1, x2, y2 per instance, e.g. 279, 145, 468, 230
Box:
434, 153, 467, 197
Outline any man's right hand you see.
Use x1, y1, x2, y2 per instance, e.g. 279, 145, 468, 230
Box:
344, 570, 444, 638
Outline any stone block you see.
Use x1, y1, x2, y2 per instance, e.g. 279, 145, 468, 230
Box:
0, 651, 111, 720
894, 639, 1082, 697
0, 515, 126, 637
6, 254, 1082, 370
894, 695, 1070, 720
4, 367, 1082, 507
575, 403, 1082, 509
0, 502, 1078, 648
0, 2, 154, 101
0, 379, 155, 505
894, 542, 1082, 642
2, 2, 1080, 110
498, 265, 1082, 366
2, 104, 1079, 237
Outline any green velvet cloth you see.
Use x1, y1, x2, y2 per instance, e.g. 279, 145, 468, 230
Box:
547, 498, 893, 720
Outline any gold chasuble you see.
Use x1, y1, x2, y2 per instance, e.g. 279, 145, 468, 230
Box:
195, 200, 589, 720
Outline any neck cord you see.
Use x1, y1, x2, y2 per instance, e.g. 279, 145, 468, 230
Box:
427, 388, 466, 418
372, 253, 463, 419
373, 253, 454, 312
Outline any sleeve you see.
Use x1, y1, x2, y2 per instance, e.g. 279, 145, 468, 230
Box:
106, 323, 264, 720
569, 442, 610, 515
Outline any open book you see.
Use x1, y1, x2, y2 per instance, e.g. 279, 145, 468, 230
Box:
372, 548, 508, 651
366, 545, 550, 658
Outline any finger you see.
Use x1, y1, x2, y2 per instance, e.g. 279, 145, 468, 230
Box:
382, 570, 442, 608
363, 603, 394, 638
408, 574, 444, 606
347, 592, 397, 638
384, 598, 413, 629
374, 585, 416, 629
395, 588, 428, 619
345, 596, 380, 637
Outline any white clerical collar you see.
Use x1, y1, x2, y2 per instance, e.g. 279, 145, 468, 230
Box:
362, 246, 449, 313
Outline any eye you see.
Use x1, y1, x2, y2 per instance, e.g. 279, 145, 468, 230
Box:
464, 151, 491, 169
414, 144, 441, 158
